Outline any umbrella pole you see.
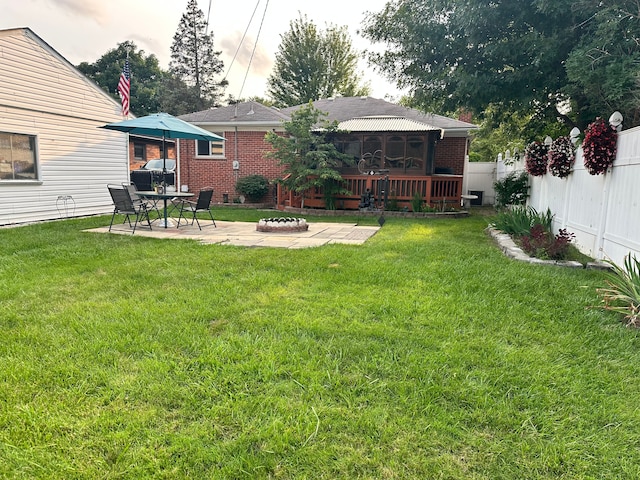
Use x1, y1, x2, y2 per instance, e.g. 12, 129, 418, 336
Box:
162, 135, 168, 228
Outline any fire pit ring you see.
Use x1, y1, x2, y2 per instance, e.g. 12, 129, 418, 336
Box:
257, 217, 309, 233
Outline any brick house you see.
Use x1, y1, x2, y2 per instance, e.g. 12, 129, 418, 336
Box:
178, 97, 477, 209
128, 135, 175, 171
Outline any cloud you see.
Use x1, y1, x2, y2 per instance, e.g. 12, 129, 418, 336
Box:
50, 0, 109, 24
220, 31, 272, 77
129, 33, 166, 60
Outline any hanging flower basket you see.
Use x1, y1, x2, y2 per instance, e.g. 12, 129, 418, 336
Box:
583, 117, 617, 175
548, 136, 574, 178
524, 141, 548, 176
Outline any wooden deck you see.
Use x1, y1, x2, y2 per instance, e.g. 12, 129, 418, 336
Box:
277, 174, 463, 211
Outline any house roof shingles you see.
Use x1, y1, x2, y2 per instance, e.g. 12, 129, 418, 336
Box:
179, 97, 477, 134
283, 97, 476, 133
179, 101, 289, 125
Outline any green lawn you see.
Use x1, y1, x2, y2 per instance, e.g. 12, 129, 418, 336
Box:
1, 209, 639, 479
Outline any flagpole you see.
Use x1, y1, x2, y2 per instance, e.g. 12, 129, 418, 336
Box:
125, 47, 130, 119
117, 47, 131, 119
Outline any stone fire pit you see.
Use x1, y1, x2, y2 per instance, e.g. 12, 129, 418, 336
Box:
257, 217, 308, 233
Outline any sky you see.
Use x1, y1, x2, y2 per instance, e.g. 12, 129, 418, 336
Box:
2, 0, 405, 101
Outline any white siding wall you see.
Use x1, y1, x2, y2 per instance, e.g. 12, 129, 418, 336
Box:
0, 29, 129, 225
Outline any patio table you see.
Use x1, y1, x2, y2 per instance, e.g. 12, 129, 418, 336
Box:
137, 190, 194, 228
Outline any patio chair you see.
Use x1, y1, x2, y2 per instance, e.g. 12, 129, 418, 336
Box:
123, 182, 161, 218
166, 193, 185, 218
108, 184, 152, 234
176, 188, 216, 230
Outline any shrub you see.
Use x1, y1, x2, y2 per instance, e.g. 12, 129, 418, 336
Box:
410, 191, 424, 212
235, 175, 269, 202
520, 225, 575, 260
493, 171, 529, 208
387, 192, 400, 211
492, 206, 575, 260
597, 254, 640, 326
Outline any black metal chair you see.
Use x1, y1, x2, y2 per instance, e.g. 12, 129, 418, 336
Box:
123, 182, 161, 218
176, 189, 216, 230
166, 192, 185, 218
108, 184, 152, 234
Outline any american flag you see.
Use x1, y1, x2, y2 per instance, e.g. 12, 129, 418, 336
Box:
117, 59, 131, 117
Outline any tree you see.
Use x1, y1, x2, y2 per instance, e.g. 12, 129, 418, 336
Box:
267, 14, 370, 108
361, 0, 640, 128
77, 41, 166, 116
468, 107, 529, 163
265, 102, 353, 208
169, 0, 227, 111
468, 104, 568, 163
157, 72, 201, 116
564, 1, 640, 126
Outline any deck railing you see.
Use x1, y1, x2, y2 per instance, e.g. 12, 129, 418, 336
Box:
277, 174, 463, 210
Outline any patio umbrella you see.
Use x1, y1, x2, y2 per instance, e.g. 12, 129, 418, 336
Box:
101, 112, 224, 227
101, 112, 224, 185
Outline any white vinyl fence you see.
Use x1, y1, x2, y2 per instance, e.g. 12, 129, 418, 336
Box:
526, 125, 640, 266
464, 152, 525, 206
463, 159, 497, 205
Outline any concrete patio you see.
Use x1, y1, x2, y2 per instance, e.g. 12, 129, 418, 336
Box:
86, 219, 380, 249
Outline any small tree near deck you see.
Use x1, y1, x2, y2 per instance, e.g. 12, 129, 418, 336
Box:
265, 102, 353, 208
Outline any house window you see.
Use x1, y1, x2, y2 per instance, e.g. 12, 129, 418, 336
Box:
133, 142, 146, 160
0, 132, 38, 181
196, 132, 224, 157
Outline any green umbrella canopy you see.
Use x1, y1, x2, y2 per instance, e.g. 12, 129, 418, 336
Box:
100, 112, 224, 142
101, 112, 225, 191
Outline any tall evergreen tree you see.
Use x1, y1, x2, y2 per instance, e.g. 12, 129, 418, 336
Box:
169, 0, 227, 111
267, 15, 370, 108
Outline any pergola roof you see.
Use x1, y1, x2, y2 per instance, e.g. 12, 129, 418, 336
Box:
335, 116, 442, 133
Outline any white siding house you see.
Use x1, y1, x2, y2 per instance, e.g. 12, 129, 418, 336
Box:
0, 27, 130, 225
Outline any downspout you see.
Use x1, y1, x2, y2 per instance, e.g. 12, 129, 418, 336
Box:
234, 126, 239, 190
234, 126, 238, 169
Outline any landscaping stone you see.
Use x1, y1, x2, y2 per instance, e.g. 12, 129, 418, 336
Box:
487, 227, 589, 268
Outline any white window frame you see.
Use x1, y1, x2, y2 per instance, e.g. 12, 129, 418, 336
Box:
196, 132, 225, 158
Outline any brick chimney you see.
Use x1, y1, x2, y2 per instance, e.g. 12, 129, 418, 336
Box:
458, 110, 473, 123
